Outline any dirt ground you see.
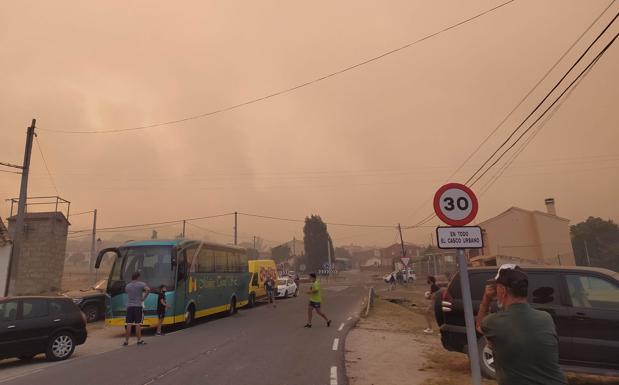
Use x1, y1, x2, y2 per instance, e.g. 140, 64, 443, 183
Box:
346, 276, 619, 385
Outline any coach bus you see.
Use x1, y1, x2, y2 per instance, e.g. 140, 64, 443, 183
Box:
95, 239, 250, 327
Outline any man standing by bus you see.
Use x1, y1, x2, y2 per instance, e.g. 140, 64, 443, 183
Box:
304, 273, 331, 328
124, 271, 150, 346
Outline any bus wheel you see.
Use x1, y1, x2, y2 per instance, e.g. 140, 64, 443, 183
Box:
248, 293, 256, 308
184, 305, 195, 327
228, 297, 237, 315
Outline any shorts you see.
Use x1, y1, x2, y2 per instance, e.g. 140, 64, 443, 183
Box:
309, 301, 321, 309
126, 306, 144, 325
157, 310, 166, 320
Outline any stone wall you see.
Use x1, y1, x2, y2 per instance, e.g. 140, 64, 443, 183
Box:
8, 212, 69, 295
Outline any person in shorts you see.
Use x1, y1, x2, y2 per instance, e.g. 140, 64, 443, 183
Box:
155, 284, 170, 336
424, 276, 440, 334
304, 273, 331, 328
124, 271, 150, 346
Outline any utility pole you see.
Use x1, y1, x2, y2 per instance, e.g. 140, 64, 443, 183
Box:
584, 240, 591, 266
5, 119, 36, 296
182, 220, 186, 238
253, 236, 256, 249
292, 236, 296, 256
89, 209, 97, 274
234, 212, 238, 245
397, 223, 406, 258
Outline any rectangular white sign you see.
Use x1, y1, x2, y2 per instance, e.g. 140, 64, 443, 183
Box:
436, 226, 483, 249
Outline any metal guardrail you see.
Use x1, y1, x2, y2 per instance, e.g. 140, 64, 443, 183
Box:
365, 287, 375, 317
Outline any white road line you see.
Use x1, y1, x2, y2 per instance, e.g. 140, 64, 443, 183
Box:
332, 338, 339, 351
338, 323, 345, 331
330, 366, 338, 385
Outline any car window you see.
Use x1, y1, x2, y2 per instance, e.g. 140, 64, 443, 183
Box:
528, 273, 561, 305
22, 299, 49, 319
0, 301, 18, 322
448, 272, 494, 300
566, 275, 619, 310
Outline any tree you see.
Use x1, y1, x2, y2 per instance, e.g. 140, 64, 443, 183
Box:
303, 215, 333, 272
571, 217, 619, 271
271, 244, 291, 263
151, 230, 158, 239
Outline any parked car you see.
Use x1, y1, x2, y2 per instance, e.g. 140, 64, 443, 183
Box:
0, 296, 88, 361
63, 279, 107, 322
436, 266, 619, 378
276, 278, 298, 298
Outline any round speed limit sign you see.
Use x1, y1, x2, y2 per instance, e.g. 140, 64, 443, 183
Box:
433, 183, 479, 226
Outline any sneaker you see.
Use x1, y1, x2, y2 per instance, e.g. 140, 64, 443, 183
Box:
304, 324, 312, 328
137, 340, 147, 345
122, 341, 129, 346
423, 328, 433, 334
327, 320, 332, 327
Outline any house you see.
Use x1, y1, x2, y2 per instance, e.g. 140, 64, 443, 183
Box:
379, 243, 424, 270
471, 198, 575, 266
0, 217, 13, 296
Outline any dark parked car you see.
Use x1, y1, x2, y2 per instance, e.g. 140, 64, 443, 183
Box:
63, 279, 107, 323
0, 296, 88, 361
436, 266, 619, 378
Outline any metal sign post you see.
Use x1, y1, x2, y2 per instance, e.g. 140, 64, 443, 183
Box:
433, 183, 482, 385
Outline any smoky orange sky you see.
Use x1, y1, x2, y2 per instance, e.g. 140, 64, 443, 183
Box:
1, 0, 618, 249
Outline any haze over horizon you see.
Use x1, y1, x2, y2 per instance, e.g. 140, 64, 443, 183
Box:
1, 0, 618, 248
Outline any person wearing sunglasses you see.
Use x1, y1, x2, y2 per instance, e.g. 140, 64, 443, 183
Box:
476, 264, 566, 385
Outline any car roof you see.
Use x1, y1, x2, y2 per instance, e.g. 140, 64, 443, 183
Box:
466, 265, 619, 279
122, 239, 245, 251
1, 296, 71, 301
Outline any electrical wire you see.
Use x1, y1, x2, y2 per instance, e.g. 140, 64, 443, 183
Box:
237, 212, 396, 228
37, 0, 515, 135
464, 12, 618, 186
34, 136, 59, 195
0, 169, 21, 175
405, 3, 617, 225
69, 212, 235, 233
469, 33, 617, 188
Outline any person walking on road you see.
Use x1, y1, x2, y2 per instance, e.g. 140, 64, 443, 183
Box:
476, 264, 567, 385
265, 275, 276, 304
155, 284, 171, 336
424, 275, 441, 334
304, 273, 331, 328
124, 271, 150, 346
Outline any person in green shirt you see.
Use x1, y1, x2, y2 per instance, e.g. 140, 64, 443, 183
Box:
304, 273, 332, 328
476, 264, 567, 385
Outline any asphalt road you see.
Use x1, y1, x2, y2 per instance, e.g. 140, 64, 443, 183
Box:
1, 276, 366, 385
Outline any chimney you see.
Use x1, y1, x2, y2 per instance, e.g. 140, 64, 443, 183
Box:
545, 198, 556, 216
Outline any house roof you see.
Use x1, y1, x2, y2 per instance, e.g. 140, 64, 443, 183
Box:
478, 206, 569, 227
0, 217, 12, 247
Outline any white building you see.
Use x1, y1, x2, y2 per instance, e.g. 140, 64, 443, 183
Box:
0, 218, 12, 297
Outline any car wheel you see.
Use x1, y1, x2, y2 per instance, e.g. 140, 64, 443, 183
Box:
184, 305, 195, 327
433, 289, 445, 327
18, 355, 36, 360
294, 288, 298, 297
83, 304, 99, 323
247, 293, 256, 308
477, 337, 497, 379
228, 297, 237, 315
46, 332, 75, 361
284, 290, 289, 299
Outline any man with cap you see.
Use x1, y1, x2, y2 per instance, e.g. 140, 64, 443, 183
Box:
476, 264, 566, 385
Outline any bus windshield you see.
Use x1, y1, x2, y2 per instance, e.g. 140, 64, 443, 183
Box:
108, 246, 175, 293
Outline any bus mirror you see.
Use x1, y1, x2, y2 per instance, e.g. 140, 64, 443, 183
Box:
95, 247, 120, 269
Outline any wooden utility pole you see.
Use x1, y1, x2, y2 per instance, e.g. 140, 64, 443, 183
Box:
397, 223, 406, 258
5, 119, 36, 296
89, 209, 97, 273
182, 219, 186, 238
234, 212, 238, 245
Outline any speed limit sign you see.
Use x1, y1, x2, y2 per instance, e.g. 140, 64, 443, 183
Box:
433, 183, 479, 226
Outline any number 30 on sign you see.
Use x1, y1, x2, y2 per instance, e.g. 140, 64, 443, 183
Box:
433, 183, 479, 226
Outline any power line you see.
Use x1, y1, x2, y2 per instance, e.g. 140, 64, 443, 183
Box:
465, 12, 618, 186
69, 212, 235, 233
34, 136, 59, 195
237, 212, 396, 228
469, 33, 617, 188
406, 8, 618, 229
0, 169, 21, 175
38, 0, 515, 135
